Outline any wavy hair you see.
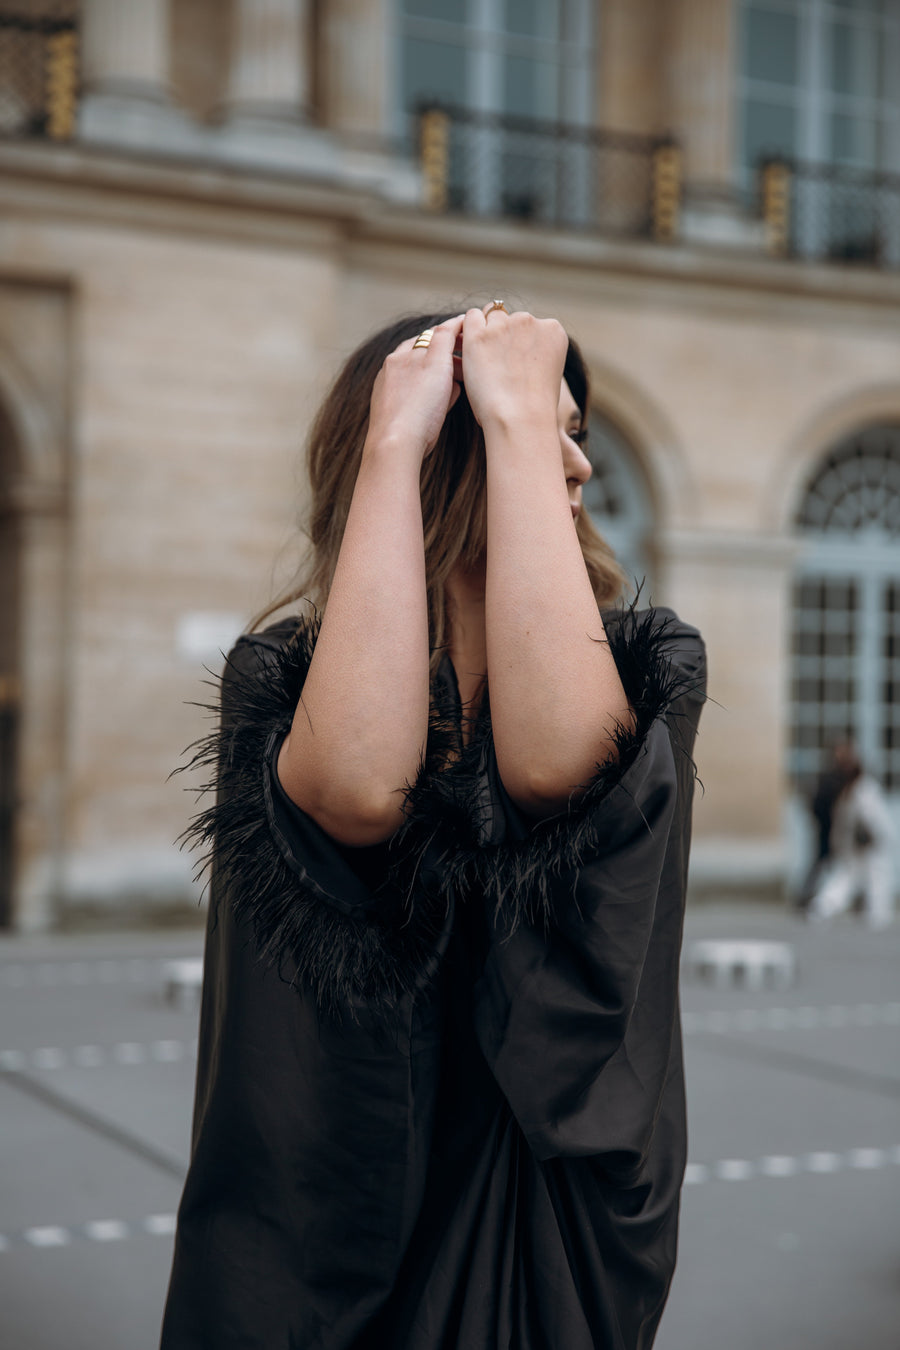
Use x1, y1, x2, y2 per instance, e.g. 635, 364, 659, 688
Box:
252, 310, 626, 672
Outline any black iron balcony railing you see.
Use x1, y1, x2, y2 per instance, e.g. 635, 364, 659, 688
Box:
0, 9, 78, 141
760, 156, 900, 270
419, 104, 682, 244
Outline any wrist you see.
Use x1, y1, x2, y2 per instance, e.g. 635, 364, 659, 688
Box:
361, 426, 428, 470
481, 406, 559, 449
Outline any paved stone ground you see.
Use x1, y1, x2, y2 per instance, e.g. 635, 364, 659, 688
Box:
0, 902, 897, 1350
660, 901, 900, 1350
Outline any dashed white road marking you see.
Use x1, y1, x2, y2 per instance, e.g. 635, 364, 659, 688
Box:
24, 1227, 70, 1248
760, 1155, 798, 1177
84, 1220, 129, 1243
848, 1147, 886, 1169
3, 1145, 899, 1253
144, 1213, 177, 1236
682, 1002, 900, 1035
0, 957, 200, 990
1, 1215, 178, 1252
715, 1159, 755, 1181
0, 1039, 197, 1072
683, 1147, 900, 1185
113, 1042, 146, 1065
72, 1045, 104, 1068
806, 1151, 842, 1173
32, 1048, 66, 1071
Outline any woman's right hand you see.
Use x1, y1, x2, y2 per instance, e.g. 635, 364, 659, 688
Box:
365, 314, 465, 462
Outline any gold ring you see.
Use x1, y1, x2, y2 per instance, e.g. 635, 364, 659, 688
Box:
412, 328, 435, 349
484, 299, 508, 316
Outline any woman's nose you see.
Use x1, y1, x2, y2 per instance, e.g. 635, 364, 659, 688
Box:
564, 437, 592, 488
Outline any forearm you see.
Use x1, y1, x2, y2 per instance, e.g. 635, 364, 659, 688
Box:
484, 415, 633, 815
278, 442, 429, 844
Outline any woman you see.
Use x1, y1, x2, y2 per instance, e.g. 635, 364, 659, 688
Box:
809, 746, 894, 929
161, 304, 706, 1349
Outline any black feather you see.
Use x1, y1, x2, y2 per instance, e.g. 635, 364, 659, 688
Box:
177, 602, 704, 1013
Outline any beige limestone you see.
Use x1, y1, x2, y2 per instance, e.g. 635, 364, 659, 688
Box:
0, 1, 899, 925
321, 0, 393, 142
597, 0, 665, 135
664, 0, 735, 188
80, 0, 171, 98
225, 0, 311, 121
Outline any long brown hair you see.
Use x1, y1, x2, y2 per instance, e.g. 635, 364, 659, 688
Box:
252, 310, 626, 670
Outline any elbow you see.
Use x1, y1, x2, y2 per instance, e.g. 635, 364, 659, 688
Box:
277, 738, 405, 845
296, 779, 405, 847
499, 723, 633, 820
500, 762, 592, 820
310, 796, 405, 847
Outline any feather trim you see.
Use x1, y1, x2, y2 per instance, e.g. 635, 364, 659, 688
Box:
396, 602, 706, 934
178, 602, 704, 1012
178, 618, 451, 1017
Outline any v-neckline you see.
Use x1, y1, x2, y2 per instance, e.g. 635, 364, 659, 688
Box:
436, 654, 487, 751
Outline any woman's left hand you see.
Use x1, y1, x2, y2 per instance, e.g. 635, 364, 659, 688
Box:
460, 305, 568, 433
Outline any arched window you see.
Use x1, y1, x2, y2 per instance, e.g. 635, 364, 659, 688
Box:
790, 423, 900, 794
583, 411, 655, 600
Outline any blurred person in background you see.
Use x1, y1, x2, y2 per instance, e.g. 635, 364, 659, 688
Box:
160, 302, 706, 1350
808, 745, 895, 930
795, 740, 859, 911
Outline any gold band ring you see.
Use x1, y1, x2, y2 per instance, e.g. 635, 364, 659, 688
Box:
412, 328, 435, 349
484, 299, 508, 317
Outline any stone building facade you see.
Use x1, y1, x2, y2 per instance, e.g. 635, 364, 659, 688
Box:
1, 0, 899, 928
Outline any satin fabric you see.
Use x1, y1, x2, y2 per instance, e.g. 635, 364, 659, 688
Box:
161, 609, 705, 1349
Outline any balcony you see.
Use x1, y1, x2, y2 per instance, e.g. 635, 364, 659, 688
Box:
418, 104, 680, 245
417, 105, 900, 273
760, 156, 900, 271
0, 10, 78, 142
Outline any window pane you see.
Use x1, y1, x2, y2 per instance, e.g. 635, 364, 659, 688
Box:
401, 37, 467, 111
832, 0, 883, 14
505, 0, 558, 39
743, 97, 797, 166
403, 0, 467, 21
829, 20, 880, 96
743, 7, 800, 85
503, 53, 555, 117
830, 110, 878, 166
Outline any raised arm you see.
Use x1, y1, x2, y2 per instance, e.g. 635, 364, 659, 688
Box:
461, 308, 633, 818
276, 316, 464, 845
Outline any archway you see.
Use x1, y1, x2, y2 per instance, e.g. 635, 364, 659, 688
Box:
789, 424, 900, 874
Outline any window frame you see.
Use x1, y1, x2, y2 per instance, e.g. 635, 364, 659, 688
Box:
735, 0, 900, 184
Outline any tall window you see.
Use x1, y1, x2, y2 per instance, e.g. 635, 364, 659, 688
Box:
398, 0, 594, 131
399, 1, 595, 222
737, 0, 900, 178
790, 424, 900, 795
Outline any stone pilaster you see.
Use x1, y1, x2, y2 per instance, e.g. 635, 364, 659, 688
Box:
321, 0, 392, 142
596, 0, 664, 135
224, 0, 311, 124
663, 0, 763, 247
78, 0, 186, 149
665, 0, 734, 189
80, 0, 170, 103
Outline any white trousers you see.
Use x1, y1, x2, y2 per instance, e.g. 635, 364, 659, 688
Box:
809, 851, 895, 929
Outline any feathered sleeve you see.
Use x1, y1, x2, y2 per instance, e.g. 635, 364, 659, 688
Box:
182, 617, 449, 1016
467, 606, 707, 1168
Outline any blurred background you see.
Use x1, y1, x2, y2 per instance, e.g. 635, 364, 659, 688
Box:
0, 1, 898, 1348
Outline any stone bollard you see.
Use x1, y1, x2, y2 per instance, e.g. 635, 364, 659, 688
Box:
684, 939, 797, 991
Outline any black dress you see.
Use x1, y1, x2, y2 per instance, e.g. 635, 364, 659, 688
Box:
160, 605, 706, 1350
